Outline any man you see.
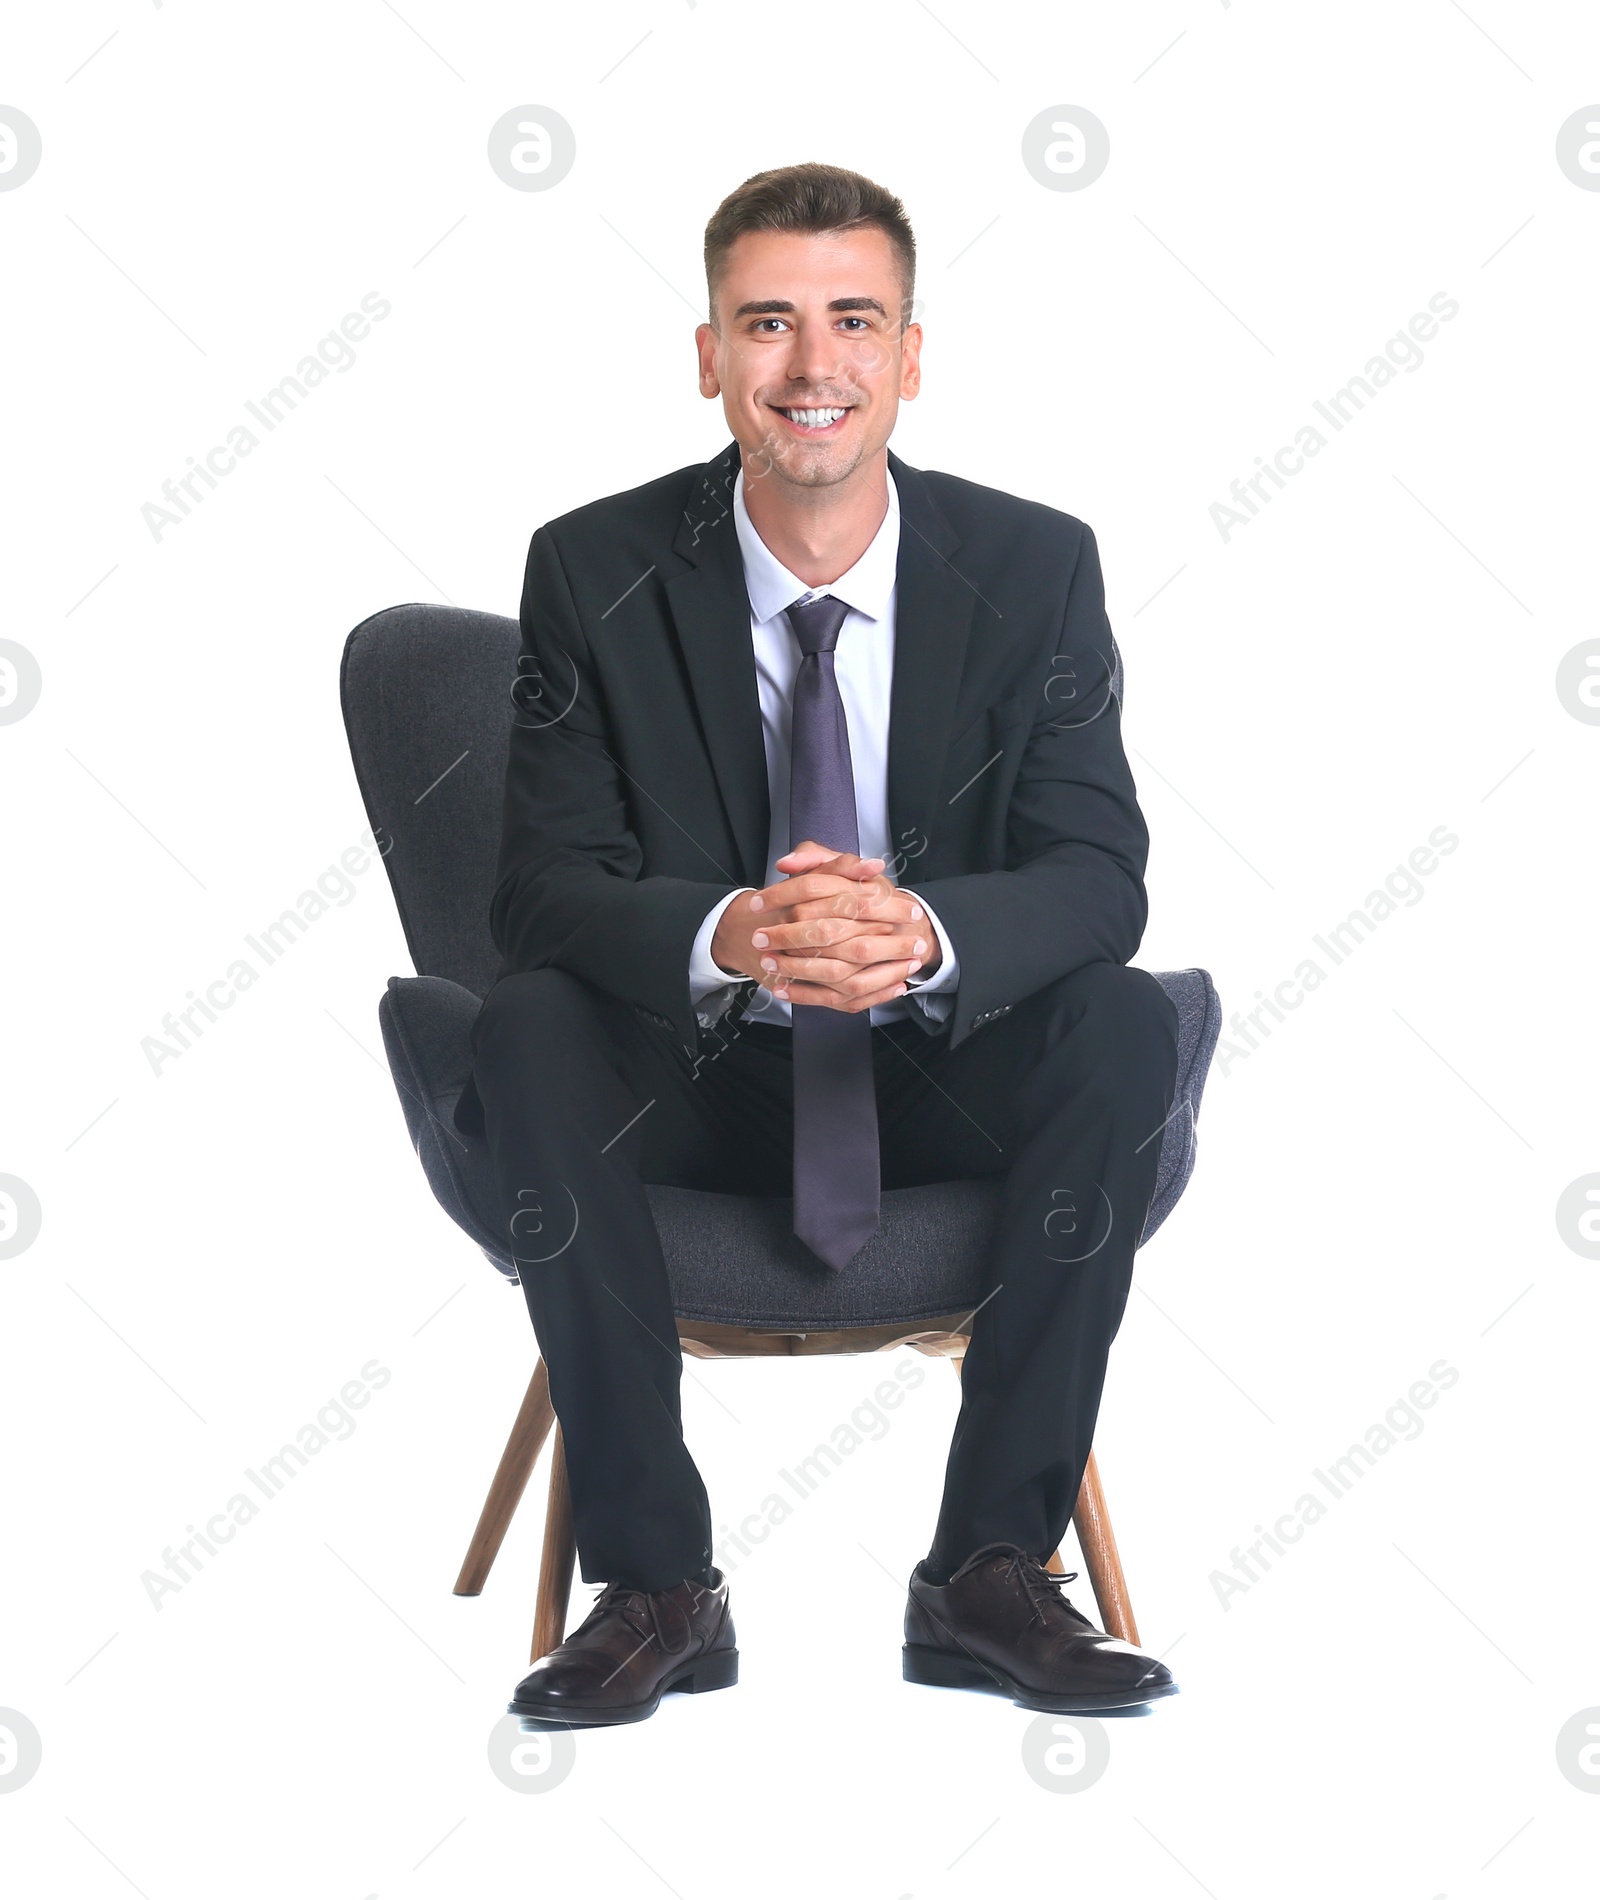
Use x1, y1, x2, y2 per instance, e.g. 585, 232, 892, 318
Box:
458, 162, 1181, 1726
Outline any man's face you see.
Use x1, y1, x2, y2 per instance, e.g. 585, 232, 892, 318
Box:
696, 226, 921, 491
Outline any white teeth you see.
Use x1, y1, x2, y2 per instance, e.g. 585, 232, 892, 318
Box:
782, 406, 847, 428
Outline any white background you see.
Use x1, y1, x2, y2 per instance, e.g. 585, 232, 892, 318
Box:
3, 3, 1598, 1895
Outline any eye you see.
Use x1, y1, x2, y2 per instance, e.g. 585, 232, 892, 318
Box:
753, 318, 789, 333
839, 317, 870, 330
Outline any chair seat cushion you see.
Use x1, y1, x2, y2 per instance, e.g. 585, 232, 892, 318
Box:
649, 1181, 995, 1329
378, 967, 1220, 1330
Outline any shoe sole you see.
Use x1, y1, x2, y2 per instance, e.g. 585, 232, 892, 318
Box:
902, 1642, 1178, 1713
507, 1647, 739, 1727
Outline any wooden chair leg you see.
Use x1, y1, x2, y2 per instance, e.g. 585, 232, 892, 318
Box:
949, 1353, 1140, 1645
453, 1360, 555, 1596
530, 1425, 577, 1663
1072, 1451, 1139, 1646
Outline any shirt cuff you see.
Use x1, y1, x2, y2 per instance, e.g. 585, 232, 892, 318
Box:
689, 888, 756, 1013
897, 892, 958, 1024
902, 893, 960, 995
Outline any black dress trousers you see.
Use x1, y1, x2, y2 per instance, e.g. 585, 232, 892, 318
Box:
459, 961, 1179, 1592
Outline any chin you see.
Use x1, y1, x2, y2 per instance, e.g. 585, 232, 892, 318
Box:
752, 434, 870, 489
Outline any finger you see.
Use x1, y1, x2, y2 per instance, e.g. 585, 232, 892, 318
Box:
770, 860, 886, 901
748, 870, 840, 913
782, 891, 924, 925
760, 935, 928, 975
762, 942, 917, 992
780, 974, 912, 1013
767, 968, 925, 1002
782, 871, 911, 912
763, 958, 854, 988
767, 950, 925, 990
753, 870, 878, 912
776, 841, 885, 878
753, 914, 909, 951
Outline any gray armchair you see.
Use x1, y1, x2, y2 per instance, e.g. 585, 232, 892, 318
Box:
342, 603, 1220, 1660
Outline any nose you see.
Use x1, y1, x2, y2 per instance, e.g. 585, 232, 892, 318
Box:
779, 314, 856, 396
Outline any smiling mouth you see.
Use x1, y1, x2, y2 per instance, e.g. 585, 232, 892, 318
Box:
768, 403, 853, 435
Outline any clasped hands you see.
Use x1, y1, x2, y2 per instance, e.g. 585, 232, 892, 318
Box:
709, 840, 941, 1014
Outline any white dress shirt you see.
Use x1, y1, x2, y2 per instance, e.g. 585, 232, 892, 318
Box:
687, 466, 961, 1031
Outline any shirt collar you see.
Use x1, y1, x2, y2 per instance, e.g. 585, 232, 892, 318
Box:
733, 463, 900, 627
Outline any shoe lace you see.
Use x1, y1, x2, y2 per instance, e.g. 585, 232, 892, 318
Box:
583, 1579, 698, 1657
952, 1543, 1084, 1630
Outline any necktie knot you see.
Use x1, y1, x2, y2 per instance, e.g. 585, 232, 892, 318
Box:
785, 592, 850, 657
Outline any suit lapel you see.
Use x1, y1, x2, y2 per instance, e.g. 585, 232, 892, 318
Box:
662, 440, 979, 890
663, 441, 772, 888
884, 449, 979, 865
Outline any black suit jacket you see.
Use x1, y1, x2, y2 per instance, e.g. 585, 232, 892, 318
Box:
489, 438, 1151, 1054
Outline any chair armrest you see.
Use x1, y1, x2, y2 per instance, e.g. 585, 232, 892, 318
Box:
378, 976, 516, 1276
1141, 968, 1222, 1245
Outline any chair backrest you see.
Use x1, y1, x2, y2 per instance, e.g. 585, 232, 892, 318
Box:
340, 602, 1128, 1000
341, 603, 520, 998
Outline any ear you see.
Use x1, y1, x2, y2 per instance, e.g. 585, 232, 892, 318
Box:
899, 321, 923, 400
695, 322, 721, 397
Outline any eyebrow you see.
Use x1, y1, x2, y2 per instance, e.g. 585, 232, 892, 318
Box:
730, 296, 888, 320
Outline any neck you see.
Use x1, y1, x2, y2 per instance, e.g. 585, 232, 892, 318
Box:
740, 449, 891, 589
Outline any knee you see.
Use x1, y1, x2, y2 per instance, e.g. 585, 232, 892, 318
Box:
471, 969, 593, 1072
1095, 961, 1178, 1027
1044, 963, 1179, 1070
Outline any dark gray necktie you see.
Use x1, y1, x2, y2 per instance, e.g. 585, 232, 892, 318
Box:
784, 592, 881, 1271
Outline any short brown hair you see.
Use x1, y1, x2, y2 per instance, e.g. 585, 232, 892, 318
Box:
703, 162, 916, 327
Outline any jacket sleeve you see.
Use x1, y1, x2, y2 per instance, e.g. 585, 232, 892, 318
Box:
487, 525, 739, 1045
899, 523, 1150, 1049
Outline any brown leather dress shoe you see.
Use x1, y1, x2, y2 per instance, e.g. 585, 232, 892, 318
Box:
904, 1543, 1176, 1713
508, 1570, 737, 1727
